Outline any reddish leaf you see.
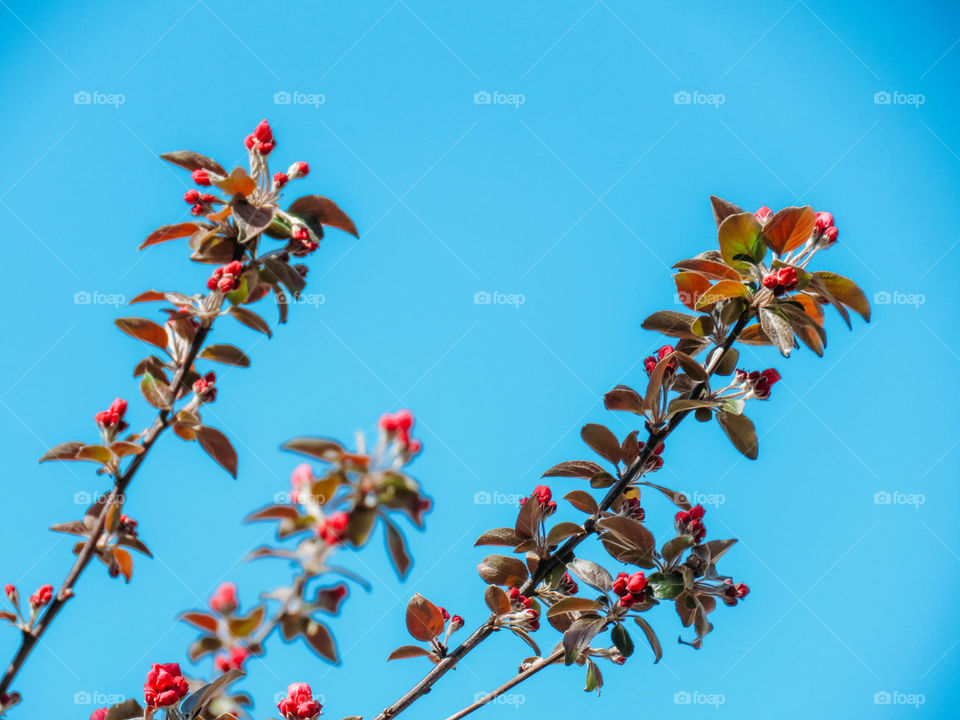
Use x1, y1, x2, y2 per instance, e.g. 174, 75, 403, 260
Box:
140, 223, 201, 250
288, 195, 359, 237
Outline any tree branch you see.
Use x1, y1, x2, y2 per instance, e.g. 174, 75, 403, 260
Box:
371, 311, 752, 720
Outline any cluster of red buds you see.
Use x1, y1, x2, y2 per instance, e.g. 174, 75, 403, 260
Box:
762, 266, 799, 295
378, 409, 422, 455
28, 584, 52, 610
290, 224, 319, 256
244, 119, 276, 156
317, 510, 349, 545
143, 662, 189, 708
637, 439, 665, 472
675, 504, 706, 543
719, 578, 751, 607
191, 168, 216, 186
438, 606, 465, 645
558, 571, 579, 595
612, 571, 648, 609
208, 582, 238, 615
520, 484, 557, 515
214, 645, 250, 673
183, 189, 217, 216
506, 587, 541, 631
94, 397, 127, 430
621, 494, 645, 521
192, 371, 217, 404
277, 682, 323, 720
207, 260, 244, 293
815, 211, 839, 246
643, 344, 676, 375
734, 368, 781, 400
274, 161, 310, 190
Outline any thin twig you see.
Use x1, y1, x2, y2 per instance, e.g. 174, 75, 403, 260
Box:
371, 311, 752, 720
444, 648, 564, 720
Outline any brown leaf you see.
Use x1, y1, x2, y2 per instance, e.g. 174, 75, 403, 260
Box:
405, 593, 445, 642
716, 411, 758, 459
199, 344, 251, 367
762, 206, 815, 255
180, 611, 219, 634
196, 425, 238, 478
140, 222, 201, 250
160, 151, 226, 176
115, 317, 169, 352
477, 555, 528, 587
288, 195, 359, 237
385, 517, 411, 578
580, 424, 621, 465
387, 645, 433, 661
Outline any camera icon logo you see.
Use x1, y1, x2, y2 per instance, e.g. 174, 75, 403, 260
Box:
274, 91, 292, 105
673, 91, 691, 105
474, 491, 492, 505
874, 491, 891, 505
873, 91, 891, 105
873, 290, 891, 305
74, 290, 91, 305
74, 91, 91, 105
474, 291, 492, 305
74, 491, 92, 505
74, 691, 91, 705
474, 91, 492, 105
674, 690, 691, 704
874, 691, 891, 705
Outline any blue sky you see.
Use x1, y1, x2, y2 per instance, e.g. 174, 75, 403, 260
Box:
0, 1, 958, 718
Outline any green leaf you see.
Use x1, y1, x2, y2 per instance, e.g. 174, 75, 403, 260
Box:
718, 212, 764, 269
74, 445, 115, 466
611, 622, 634, 657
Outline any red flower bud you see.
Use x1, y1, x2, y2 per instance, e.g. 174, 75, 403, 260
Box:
90, 709, 108, 720
823, 226, 839, 245
109, 398, 127, 418
29, 584, 52, 609
760, 368, 781, 386
259, 141, 276, 155
626, 571, 647, 594
288, 161, 309, 179
253, 119, 273, 143
184, 189, 201, 204
277, 682, 322, 720
144, 663, 189, 708
643, 356, 657, 374
292, 226, 310, 241
450, 614, 464, 629
754, 206, 772, 222
531, 485, 552, 506
657, 344, 674, 361
508, 587, 520, 601
317, 511, 349, 544
689, 504, 705, 520
814, 211, 834, 231
762, 274, 778, 289
776, 266, 798, 291
274, 171, 289, 188
394, 409, 414, 432
209, 582, 238, 614
190, 204, 204, 216
735, 582, 749, 598
192, 169, 211, 186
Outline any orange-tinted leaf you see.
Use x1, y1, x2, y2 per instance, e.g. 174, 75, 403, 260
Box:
672, 258, 742, 281
763, 206, 815, 255
196, 425, 238, 478
814, 271, 871, 322
140, 223, 201, 250
215, 167, 257, 196
673, 272, 712, 311
114, 547, 133, 582
405, 593, 445, 642
115, 317, 169, 352
695, 280, 749, 310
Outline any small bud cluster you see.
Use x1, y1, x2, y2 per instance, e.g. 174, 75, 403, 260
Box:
733, 368, 781, 400
612, 571, 648, 609
209, 581, 238, 615
720, 578, 751, 607
192, 371, 217, 404
214, 645, 250, 673
317, 511, 349, 545
762, 266, 799, 295
520, 484, 557, 515
290, 224, 319, 256
637, 439, 665, 473
643, 344, 676, 375
207, 260, 244, 293
558, 572, 579, 595
378, 409, 421, 455
94, 397, 127, 431
621, 494, 645, 522
815, 211, 839, 246
244, 119, 276, 156
277, 682, 322, 720
184, 188, 217, 216
143, 662, 189, 708
675, 504, 706, 543
506, 586, 541, 631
